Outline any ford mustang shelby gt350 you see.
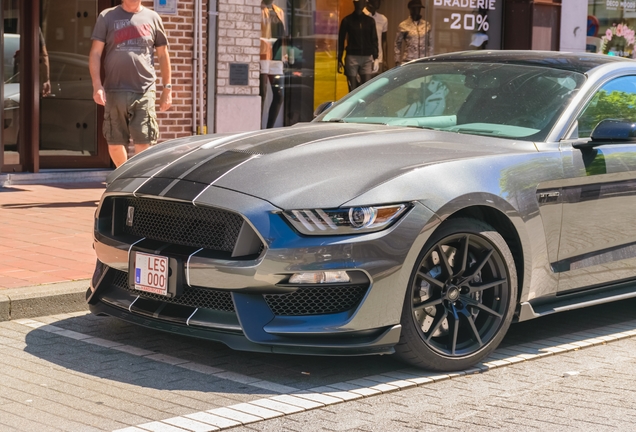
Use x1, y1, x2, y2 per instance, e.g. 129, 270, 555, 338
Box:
88, 51, 636, 371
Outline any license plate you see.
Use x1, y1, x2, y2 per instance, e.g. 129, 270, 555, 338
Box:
134, 252, 169, 296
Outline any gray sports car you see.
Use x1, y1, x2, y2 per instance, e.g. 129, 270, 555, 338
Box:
88, 51, 636, 371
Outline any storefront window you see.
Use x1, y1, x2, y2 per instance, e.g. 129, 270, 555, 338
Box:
39, 0, 98, 157
267, 0, 351, 128
429, 0, 503, 54
588, 0, 636, 57
2, 0, 21, 167
262, 0, 504, 130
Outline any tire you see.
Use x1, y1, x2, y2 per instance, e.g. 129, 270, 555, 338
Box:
395, 218, 518, 371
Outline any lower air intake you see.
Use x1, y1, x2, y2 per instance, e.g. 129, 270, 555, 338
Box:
264, 285, 368, 316
111, 268, 235, 313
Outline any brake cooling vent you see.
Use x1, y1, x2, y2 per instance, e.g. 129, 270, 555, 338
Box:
119, 197, 244, 252
263, 285, 368, 316
111, 268, 235, 312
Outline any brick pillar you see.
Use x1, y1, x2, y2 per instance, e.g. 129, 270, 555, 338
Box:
215, 0, 261, 133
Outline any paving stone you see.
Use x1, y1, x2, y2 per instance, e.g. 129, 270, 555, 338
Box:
137, 421, 193, 432
162, 416, 220, 432
271, 395, 323, 410
185, 412, 240, 429
207, 407, 263, 424
3, 297, 636, 431
248, 398, 305, 415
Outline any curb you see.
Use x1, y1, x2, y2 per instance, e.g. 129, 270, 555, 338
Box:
0, 169, 112, 187
0, 280, 90, 321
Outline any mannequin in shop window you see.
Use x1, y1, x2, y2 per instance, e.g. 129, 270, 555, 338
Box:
394, 0, 432, 66
338, 0, 379, 92
260, 0, 287, 128
364, 0, 388, 75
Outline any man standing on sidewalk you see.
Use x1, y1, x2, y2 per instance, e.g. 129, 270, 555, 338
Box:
89, 0, 172, 168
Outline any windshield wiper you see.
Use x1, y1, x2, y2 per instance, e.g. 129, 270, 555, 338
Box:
325, 119, 390, 126
403, 125, 437, 130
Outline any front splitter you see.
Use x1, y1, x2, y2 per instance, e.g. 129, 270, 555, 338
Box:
89, 298, 400, 357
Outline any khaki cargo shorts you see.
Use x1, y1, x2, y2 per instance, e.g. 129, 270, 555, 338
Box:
103, 90, 159, 145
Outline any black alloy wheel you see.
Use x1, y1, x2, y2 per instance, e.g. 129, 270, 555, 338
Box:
395, 218, 517, 371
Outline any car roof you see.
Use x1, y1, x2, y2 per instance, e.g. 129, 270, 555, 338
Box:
415, 50, 635, 74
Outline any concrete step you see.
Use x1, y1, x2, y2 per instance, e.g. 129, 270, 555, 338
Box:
0, 169, 113, 186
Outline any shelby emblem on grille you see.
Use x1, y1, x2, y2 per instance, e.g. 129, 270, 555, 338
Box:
126, 206, 135, 227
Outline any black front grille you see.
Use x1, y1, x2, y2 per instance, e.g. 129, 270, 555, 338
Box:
111, 269, 235, 312
119, 197, 244, 252
264, 285, 368, 316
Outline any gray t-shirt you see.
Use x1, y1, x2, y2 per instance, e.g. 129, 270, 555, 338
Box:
91, 5, 168, 93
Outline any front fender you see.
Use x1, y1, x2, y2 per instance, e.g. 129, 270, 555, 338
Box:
345, 152, 565, 304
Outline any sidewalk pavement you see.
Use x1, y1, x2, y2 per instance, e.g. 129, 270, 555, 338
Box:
0, 181, 106, 320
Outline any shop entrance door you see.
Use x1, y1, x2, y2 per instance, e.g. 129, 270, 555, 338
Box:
1, 0, 22, 169
38, 0, 110, 168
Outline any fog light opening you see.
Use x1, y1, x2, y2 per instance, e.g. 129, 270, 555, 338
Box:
289, 271, 350, 284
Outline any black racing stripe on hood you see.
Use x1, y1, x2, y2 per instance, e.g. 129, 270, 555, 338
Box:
181, 151, 255, 184
222, 126, 371, 154
134, 177, 175, 197
153, 147, 225, 180
161, 180, 209, 201
142, 128, 341, 181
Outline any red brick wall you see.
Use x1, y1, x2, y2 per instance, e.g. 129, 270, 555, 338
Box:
144, 0, 206, 142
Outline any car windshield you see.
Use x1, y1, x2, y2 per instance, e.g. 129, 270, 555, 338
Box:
317, 62, 586, 141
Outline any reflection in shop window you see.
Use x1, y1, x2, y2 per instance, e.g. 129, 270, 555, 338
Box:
3, 11, 20, 166
588, 0, 636, 57
430, 0, 502, 54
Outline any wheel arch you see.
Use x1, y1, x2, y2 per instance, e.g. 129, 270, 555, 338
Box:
430, 198, 532, 309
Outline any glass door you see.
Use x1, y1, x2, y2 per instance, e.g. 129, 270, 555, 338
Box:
2, 0, 21, 169
312, 0, 350, 111
38, 0, 110, 168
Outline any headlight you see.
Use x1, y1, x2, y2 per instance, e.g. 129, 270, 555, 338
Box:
282, 204, 408, 235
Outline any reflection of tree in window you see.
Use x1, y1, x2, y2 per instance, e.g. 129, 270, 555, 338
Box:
578, 90, 636, 138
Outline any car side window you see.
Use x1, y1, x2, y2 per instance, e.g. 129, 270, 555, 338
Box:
577, 76, 636, 138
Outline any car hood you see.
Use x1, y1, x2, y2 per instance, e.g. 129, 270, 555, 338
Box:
113, 123, 536, 209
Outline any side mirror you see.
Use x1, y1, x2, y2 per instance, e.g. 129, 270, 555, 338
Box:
574, 119, 636, 149
591, 119, 636, 142
313, 101, 334, 118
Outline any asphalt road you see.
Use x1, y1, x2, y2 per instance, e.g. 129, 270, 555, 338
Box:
2, 298, 636, 431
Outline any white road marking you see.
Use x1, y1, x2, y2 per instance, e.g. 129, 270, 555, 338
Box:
15, 313, 636, 432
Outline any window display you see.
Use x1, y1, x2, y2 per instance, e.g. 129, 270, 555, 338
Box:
261, 0, 504, 130
428, 0, 502, 54
364, 0, 388, 74
588, 0, 636, 57
395, 0, 433, 65
260, 0, 288, 128
337, 0, 379, 92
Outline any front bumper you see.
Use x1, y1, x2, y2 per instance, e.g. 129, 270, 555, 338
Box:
88, 182, 439, 356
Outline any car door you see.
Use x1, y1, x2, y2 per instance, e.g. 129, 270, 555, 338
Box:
556, 75, 636, 293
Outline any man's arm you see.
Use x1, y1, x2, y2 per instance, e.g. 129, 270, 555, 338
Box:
89, 40, 106, 105
40, 44, 51, 96
156, 45, 172, 112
